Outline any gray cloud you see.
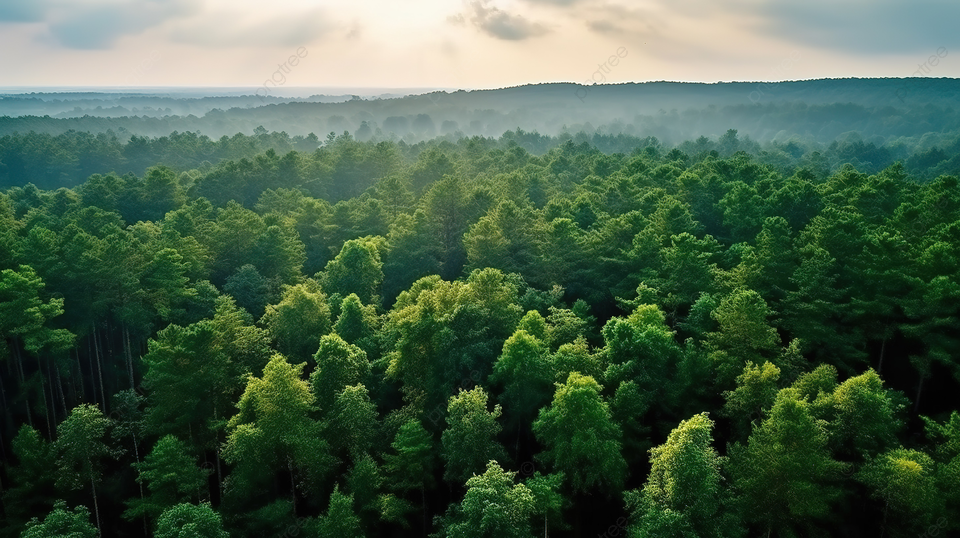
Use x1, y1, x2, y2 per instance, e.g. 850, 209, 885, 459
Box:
454, 0, 549, 41
635, 0, 960, 56
2, 0, 197, 49
0, 3, 45, 22
583, 4, 661, 38
755, 0, 960, 55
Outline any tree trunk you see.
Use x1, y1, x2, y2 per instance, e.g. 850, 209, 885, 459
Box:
14, 344, 33, 428
913, 375, 926, 413
55, 362, 68, 420
421, 484, 427, 538
879, 500, 889, 538
127, 428, 148, 533
213, 403, 223, 501
123, 325, 135, 389
71, 348, 84, 403
37, 358, 53, 439
91, 474, 102, 537
515, 420, 522, 460
288, 456, 297, 515
86, 336, 97, 407
0, 364, 8, 415
92, 326, 107, 413
877, 338, 886, 374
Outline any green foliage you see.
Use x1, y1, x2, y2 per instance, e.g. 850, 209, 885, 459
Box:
491, 329, 553, 430
223, 264, 271, 319
441, 387, 506, 485
629, 413, 740, 538
727, 389, 843, 536
722, 361, 780, 441
124, 435, 207, 524
435, 461, 537, 538
705, 288, 780, 388
857, 448, 940, 536
3, 426, 56, 535
2, 124, 960, 538
384, 419, 435, 493
320, 237, 384, 306
533, 372, 626, 494
260, 280, 331, 364
223, 354, 328, 478
333, 292, 381, 354
346, 454, 383, 523
310, 333, 369, 414
603, 303, 681, 396
824, 369, 904, 459
0, 265, 74, 354
307, 486, 364, 538
21, 501, 98, 538
155, 503, 229, 538
141, 320, 234, 444
54, 404, 116, 494
330, 384, 379, 460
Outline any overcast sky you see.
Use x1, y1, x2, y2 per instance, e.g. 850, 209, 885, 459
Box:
1, 0, 958, 91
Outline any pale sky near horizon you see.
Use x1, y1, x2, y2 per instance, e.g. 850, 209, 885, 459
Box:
1, 0, 958, 91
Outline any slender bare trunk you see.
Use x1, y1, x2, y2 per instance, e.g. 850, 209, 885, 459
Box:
879, 500, 889, 538
877, 338, 886, 374
37, 358, 53, 438
131, 430, 147, 535
86, 336, 96, 407
0, 364, 7, 413
123, 325, 135, 389
515, 420, 522, 460
214, 403, 222, 500
55, 362, 68, 419
93, 325, 106, 413
421, 484, 427, 538
913, 375, 925, 413
91, 475, 102, 537
288, 456, 297, 515
14, 344, 33, 428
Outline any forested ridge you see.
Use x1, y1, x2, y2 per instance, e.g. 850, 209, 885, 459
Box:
1, 126, 959, 538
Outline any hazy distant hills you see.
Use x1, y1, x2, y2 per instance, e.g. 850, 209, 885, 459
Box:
1, 78, 958, 144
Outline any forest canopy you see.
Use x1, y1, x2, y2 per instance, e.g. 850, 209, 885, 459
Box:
0, 81, 959, 538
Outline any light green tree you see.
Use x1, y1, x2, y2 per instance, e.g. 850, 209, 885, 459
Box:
319, 237, 384, 306
628, 413, 741, 538
260, 281, 331, 364
721, 361, 781, 442
330, 384, 378, 461
437, 461, 537, 538
705, 288, 780, 388
21, 501, 97, 538
155, 503, 229, 538
382, 419, 435, 532
310, 333, 369, 414
857, 448, 940, 537
223, 354, 330, 514
491, 329, 553, 451
533, 373, 626, 494
727, 388, 843, 537
441, 387, 507, 485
